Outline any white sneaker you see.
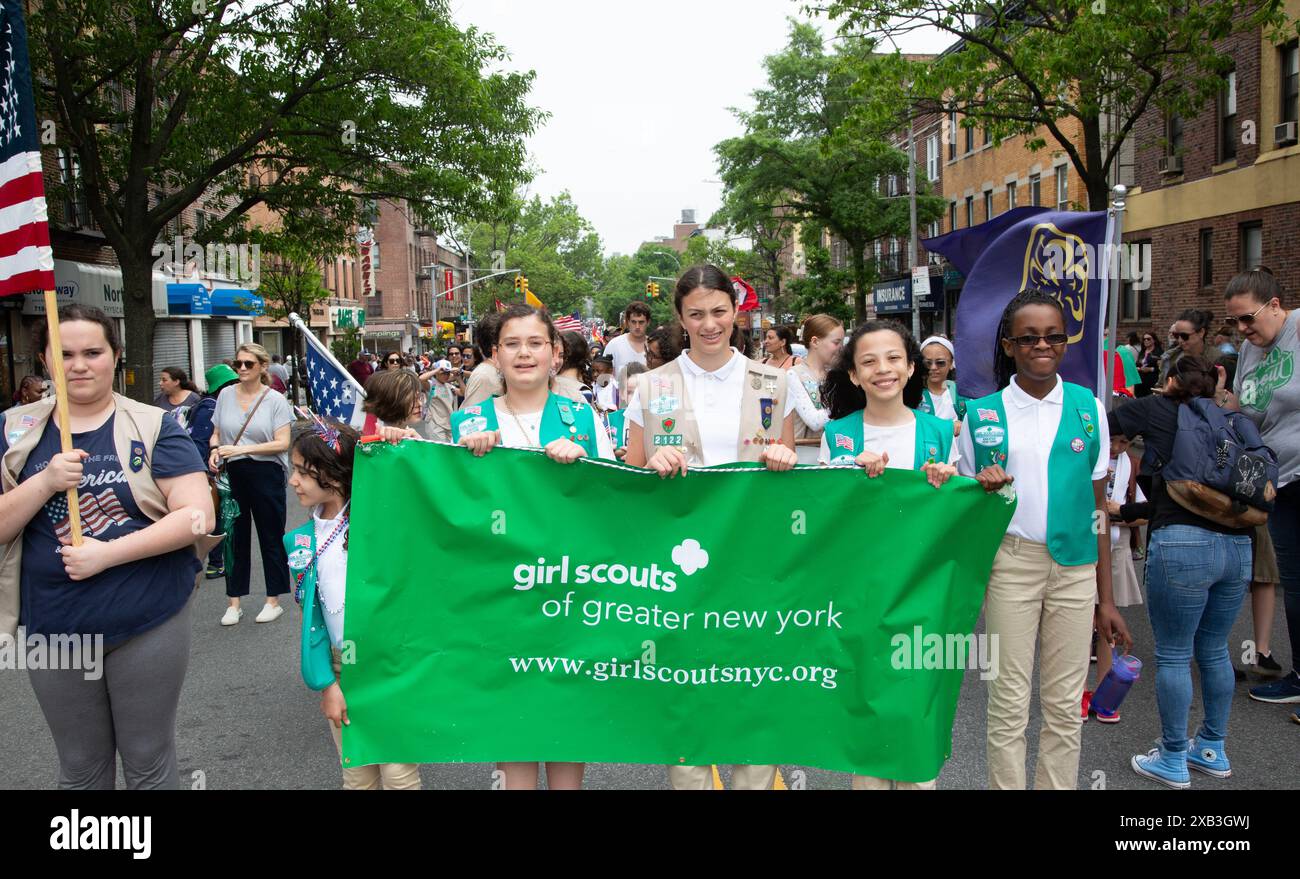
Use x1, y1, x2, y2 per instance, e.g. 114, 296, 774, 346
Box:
220, 606, 243, 626
255, 603, 284, 624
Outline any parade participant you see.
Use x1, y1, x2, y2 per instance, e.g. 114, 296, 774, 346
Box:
607, 362, 647, 458
0, 305, 215, 789
592, 355, 617, 411
362, 368, 426, 443
646, 324, 683, 371
819, 320, 958, 489
451, 306, 612, 791
1086, 433, 1147, 724
11, 374, 45, 408
210, 343, 294, 627
153, 367, 201, 416
917, 335, 967, 434
346, 350, 374, 388
1108, 355, 1251, 786
420, 360, 458, 443
1136, 332, 1162, 397
623, 263, 797, 791
554, 330, 596, 406
287, 414, 422, 789
1217, 268, 1300, 718
446, 343, 467, 404
462, 313, 504, 408
762, 325, 801, 371
1173, 308, 1220, 365
957, 289, 1130, 790
786, 314, 843, 465
605, 301, 650, 379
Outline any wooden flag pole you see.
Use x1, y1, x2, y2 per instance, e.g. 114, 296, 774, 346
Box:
42, 288, 83, 546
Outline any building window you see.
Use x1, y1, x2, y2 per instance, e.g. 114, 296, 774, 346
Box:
983, 190, 994, 221
964, 117, 974, 154
1055, 166, 1069, 210
965, 196, 974, 227
926, 134, 939, 180
982, 126, 990, 147
1167, 113, 1184, 156
949, 202, 957, 232
1240, 223, 1263, 270
888, 174, 898, 197
1029, 173, 1041, 206
947, 108, 957, 160
1006, 180, 1017, 210
928, 220, 940, 239
1283, 41, 1299, 126
372, 243, 380, 270
1199, 229, 1213, 287
1220, 69, 1237, 161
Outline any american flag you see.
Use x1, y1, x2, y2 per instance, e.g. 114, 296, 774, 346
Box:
0, 0, 53, 297
294, 315, 366, 429
553, 312, 583, 333
835, 434, 855, 451
48, 487, 130, 540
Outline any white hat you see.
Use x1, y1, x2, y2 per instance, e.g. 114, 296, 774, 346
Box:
919, 336, 955, 359
434, 359, 453, 371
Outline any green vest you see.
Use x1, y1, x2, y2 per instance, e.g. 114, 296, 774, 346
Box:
606, 409, 629, 448
821, 409, 954, 469
919, 380, 967, 421
450, 393, 600, 458
967, 381, 1101, 566
284, 520, 336, 692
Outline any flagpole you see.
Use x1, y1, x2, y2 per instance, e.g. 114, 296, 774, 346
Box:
43, 290, 83, 545
288, 312, 367, 402
1102, 184, 1127, 411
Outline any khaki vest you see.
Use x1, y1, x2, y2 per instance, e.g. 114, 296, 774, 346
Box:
789, 361, 825, 442
0, 394, 220, 636
635, 356, 788, 464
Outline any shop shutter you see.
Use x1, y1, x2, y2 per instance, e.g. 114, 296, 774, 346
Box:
203, 319, 237, 371
152, 320, 192, 380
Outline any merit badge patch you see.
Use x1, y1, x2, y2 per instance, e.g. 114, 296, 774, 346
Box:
129, 440, 146, 473
973, 425, 1006, 448
662, 417, 676, 434
759, 398, 774, 430
1070, 437, 1085, 453
649, 395, 678, 416
287, 547, 313, 570
751, 374, 762, 390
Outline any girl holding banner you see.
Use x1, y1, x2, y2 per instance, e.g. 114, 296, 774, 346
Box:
624, 264, 798, 791
957, 289, 1131, 790
787, 314, 843, 465
451, 304, 614, 790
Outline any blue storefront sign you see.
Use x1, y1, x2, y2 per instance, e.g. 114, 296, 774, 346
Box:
166, 283, 212, 315
210, 288, 265, 316
872, 276, 945, 315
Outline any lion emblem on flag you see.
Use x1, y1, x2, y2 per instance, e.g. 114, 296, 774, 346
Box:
1021, 222, 1090, 344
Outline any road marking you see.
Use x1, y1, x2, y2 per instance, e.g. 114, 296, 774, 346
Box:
710, 765, 787, 789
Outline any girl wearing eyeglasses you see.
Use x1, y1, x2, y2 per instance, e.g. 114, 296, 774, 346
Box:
957, 289, 1131, 790
209, 343, 294, 627
623, 264, 797, 791
917, 335, 967, 436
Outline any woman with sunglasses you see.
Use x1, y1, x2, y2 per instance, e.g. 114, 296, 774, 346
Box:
1136, 332, 1163, 397
957, 289, 1131, 790
209, 343, 294, 626
1218, 268, 1300, 721
1171, 308, 1221, 366
917, 335, 967, 435
624, 264, 797, 791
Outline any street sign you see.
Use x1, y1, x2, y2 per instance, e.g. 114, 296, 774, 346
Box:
912, 266, 931, 306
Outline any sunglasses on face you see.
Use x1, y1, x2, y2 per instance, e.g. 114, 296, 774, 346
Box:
387, 358, 401, 364
1224, 301, 1270, 328
234, 359, 259, 370
1006, 333, 1068, 349
1172, 332, 1192, 342
923, 359, 949, 369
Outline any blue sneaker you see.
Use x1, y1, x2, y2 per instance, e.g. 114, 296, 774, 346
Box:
1249, 670, 1300, 704
1186, 736, 1231, 778
1131, 744, 1190, 789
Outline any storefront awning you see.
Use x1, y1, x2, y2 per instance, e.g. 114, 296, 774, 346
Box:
167, 283, 212, 316
210, 288, 264, 316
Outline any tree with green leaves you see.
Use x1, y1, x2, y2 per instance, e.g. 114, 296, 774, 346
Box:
821, 0, 1295, 209
784, 225, 856, 324
256, 240, 331, 402
715, 20, 945, 320
34, 0, 540, 400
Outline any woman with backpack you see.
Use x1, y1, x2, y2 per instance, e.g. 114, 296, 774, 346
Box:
1108, 354, 1255, 788
1219, 268, 1300, 718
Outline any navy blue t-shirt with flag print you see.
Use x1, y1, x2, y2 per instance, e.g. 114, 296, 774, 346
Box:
0, 412, 206, 645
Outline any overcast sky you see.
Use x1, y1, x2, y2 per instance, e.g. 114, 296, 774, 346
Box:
453, 1, 948, 257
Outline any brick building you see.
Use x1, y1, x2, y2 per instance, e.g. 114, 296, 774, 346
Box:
1121, 2, 1300, 343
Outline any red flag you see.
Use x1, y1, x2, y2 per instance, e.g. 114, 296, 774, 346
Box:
493, 297, 505, 312
731, 276, 759, 312
444, 269, 454, 301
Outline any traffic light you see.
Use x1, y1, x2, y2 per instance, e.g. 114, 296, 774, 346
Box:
521, 276, 530, 296
645, 281, 653, 297
513, 275, 522, 295
651, 282, 661, 298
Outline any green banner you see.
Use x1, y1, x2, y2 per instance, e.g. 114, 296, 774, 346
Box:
343, 442, 1015, 781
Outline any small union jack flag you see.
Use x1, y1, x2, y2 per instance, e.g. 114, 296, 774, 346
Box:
835, 435, 854, 451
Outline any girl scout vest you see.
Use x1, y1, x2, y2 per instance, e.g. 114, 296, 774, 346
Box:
450, 393, 600, 457
822, 409, 954, 468
919, 380, 967, 421
606, 409, 629, 449
789, 361, 826, 441
633, 356, 789, 464
967, 381, 1102, 566
0, 394, 222, 637
284, 521, 337, 692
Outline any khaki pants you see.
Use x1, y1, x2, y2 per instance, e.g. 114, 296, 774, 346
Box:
328, 648, 421, 790
668, 764, 776, 790
851, 775, 937, 790
985, 535, 1096, 790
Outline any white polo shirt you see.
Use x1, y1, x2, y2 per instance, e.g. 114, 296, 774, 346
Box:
957, 375, 1109, 545
605, 332, 647, 379
627, 350, 796, 466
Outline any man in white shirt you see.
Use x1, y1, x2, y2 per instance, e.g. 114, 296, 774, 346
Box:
604, 301, 651, 379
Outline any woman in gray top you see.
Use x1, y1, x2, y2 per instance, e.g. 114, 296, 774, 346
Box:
1220, 268, 1300, 716
208, 343, 293, 627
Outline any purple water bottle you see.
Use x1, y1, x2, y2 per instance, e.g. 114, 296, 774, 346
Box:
1091, 650, 1142, 716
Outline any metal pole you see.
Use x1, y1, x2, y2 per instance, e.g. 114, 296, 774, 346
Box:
465, 260, 474, 346
908, 112, 920, 339
1103, 184, 1127, 411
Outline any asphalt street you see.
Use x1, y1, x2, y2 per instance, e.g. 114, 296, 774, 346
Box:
0, 486, 1296, 790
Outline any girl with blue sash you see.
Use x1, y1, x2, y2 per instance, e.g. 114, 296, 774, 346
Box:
956, 289, 1132, 790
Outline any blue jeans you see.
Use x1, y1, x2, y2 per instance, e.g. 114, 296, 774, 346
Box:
1266, 482, 1300, 675
1146, 525, 1251, 752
